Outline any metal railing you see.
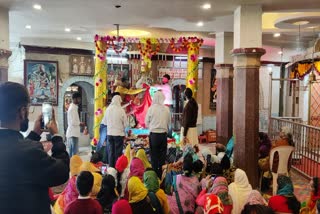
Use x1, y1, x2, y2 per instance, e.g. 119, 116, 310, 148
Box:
269, 117, 320, 178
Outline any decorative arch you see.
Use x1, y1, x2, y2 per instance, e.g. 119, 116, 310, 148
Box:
58, 76, 94, 136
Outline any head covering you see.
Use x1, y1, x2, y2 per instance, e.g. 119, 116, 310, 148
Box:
129, 158, 145, 180
246, 190, 267, 205
210, 177, 233, 205
183, 145, 199, 162
128, 176, 148, 203
143, 170, 160, 193
79, 161, 100, 173
228, 168, 252, 213
204, 194, 224, 214
116, 155, 129, 173
112, 199, 133, 214
125, 144, 132, 162
91, 172, 102, 198
107, 167, 118, 187
110, 95, 122, 107
136, 149, 152, 169
70, 155, 83, 176
281, 126, 291, 136
277, 175, 294, 196
152, 91, 165, 105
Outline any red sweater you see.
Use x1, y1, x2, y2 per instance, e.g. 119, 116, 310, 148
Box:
268, 195, 293, 213
65, 198, 103, 214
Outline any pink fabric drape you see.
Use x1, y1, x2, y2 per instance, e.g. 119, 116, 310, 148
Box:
127, 84, 152, 128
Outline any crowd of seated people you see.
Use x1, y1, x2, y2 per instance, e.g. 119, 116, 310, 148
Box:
46, 130, 320, 214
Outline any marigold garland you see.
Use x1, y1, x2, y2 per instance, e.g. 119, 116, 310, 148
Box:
138, 38, 160, 59
169, 37, 204, 52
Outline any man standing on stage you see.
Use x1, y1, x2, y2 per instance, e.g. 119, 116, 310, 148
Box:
145, 91, 171, 178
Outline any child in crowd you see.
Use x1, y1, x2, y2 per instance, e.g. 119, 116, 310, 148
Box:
65, 171, 103, 214
91, 152, 104, 169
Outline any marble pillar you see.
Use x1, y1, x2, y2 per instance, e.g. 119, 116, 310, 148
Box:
215, 64, 233, 145
232, 5, 264, 188
215, 32, 234, 145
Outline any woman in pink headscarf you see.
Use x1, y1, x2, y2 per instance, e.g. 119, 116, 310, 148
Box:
123, 157, 145, 200
196, 176, 233, 214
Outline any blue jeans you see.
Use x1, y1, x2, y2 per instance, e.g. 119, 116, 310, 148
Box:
68, 137, 79, 157
108, 135, 124, 167
97, 124, 107, 151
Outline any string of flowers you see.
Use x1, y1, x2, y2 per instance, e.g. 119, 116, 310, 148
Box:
137, 38, 160, 59
170, 37, 204, 53
94, 34, 127, 55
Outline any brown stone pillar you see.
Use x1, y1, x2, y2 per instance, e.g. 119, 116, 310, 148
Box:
0, 49, 11, 83
215, 64, 233, 145
232, 48, 265, 188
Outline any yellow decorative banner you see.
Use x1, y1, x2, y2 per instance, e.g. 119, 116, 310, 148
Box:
297, 63, 312, 78
186, 42, 200, 98
92, 40, 107, 146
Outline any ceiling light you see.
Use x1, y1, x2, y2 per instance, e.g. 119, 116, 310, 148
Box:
278, 51, 283, 55
197, 21, 204, 27
273, 33, 281, 37
76, 37, 82, 41
202, 3, 211, 9
65, 28, 71, 32
25, 25, 31, 29
293, 21, 309, 26
110, 29, 150, 37
33, 4, 42, 10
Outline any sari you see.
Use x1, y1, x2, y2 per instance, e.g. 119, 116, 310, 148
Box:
167, 174, 200, 214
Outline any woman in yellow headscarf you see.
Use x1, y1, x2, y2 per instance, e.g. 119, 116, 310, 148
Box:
136, 149, 152, 169
91, 172, 102, 198
53, 155, 83, 214
79, 161, 100, 173
125, 144, 133, 162
128, 176, 157, 214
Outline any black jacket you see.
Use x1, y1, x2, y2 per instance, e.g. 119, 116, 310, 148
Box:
0, 129, 70, 214
182, 98, 198, 136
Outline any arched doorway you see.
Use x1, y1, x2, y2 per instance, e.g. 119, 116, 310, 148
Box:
58, 77, 94, 139
171, 79, 186, 131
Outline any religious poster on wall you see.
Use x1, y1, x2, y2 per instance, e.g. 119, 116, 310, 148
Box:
107, 64, 130, 82
210, 69, 217, 110
24, 60, 59, 105
70, 55, 94, 76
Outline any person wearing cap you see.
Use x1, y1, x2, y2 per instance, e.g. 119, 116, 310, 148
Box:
106, 95, 128, 167
145, 91, 170, 178
0, 82, 69, 214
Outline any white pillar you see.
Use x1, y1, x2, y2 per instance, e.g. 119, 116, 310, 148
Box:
0, 7, 11, 83
215, 32, 233, 64
234, 5, 262, 48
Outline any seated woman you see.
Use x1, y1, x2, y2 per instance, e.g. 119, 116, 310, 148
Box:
112, 199, 132, 214
124, 157, 145, 199
273, 126, 294, 148
167, 154, 200, 214
268, 175, 300, 214
53, 155, 83, 214
241, 190, 274, 213
128, 176, 157, 214
136, 149, 152, 169
144, 169, 170, 214
228, 169, 252, 214
115, 155, 129, 197
305, 177, 320, 213
203, 194, 225, 214
97, 174, 119, 213
197, 176, 233, 214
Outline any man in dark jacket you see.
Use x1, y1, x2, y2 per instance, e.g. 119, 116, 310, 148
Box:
181, 88, 199, 146
0, 82, 70, 214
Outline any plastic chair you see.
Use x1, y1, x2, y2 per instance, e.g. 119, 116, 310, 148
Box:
269, 145, 294, 195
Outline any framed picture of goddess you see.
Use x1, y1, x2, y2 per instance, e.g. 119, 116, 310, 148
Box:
24, 60, 59, 105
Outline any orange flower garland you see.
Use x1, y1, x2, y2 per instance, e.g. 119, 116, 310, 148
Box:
170, 37, 186, 53
169, 37, 204, 52
138, 38, 160, 58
